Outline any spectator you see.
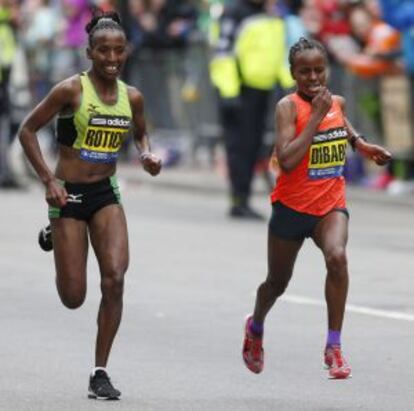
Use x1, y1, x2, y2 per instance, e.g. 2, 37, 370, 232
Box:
126, 0, 197, 53
21, 0, 58, 103
209, 0, 294, 219
330, 4, 402, 77
314, 0, 352, 45
303, 0, 359, 96
53, 0, 91, 81
0, 0, 19, 188
288, 1, 309, 41
91, 0, 117, 12
378, 0, 414, 124
276, 0, 309, 48
124, 0, 198, 131
328, 1, 403, 189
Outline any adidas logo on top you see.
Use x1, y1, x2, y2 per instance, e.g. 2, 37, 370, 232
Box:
90, 117, 131, 128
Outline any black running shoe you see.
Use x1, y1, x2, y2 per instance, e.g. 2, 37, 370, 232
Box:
38, 225, 53, 252
88, 369, 121, 400
229, 205, 265, 220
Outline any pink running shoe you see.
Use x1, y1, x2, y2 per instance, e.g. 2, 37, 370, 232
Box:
324, 345, 352, 379
242, 315, 264, 374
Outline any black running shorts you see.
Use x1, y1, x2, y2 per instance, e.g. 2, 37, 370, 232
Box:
268, 201, 349, 241
48, 176, 121, 221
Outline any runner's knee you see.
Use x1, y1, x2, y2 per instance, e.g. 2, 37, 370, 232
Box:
325, 247, 347, 277
100, 269, 125, 300
58, 287, 86, 309
263, 273, 290, 297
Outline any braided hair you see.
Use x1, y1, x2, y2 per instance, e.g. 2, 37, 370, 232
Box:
288, 37, 327, 68
85, 11, 125, 47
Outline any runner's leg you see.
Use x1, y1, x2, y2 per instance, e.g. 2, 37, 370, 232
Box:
312, 211, 349, 332
51, 218, 89, 308
88, 204, 129, 367
253, 231, 303, 324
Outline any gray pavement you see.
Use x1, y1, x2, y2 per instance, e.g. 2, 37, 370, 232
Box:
119, 163, 414, 208
0, 168, 413, 411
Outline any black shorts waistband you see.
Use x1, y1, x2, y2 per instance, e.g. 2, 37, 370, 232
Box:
59, 176, 115, 190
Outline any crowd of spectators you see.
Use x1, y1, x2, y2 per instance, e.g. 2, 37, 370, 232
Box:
0, 0, 413, 189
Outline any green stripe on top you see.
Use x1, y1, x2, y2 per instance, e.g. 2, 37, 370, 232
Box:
110, 175, 122, 203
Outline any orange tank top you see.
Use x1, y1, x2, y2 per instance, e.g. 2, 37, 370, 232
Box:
270, 93, 348, 215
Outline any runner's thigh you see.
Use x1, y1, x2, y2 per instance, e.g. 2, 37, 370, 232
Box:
51, 218, 89, 289
268, 231, 303, 278
88, 204, 129, 276
312, 211, 348, 252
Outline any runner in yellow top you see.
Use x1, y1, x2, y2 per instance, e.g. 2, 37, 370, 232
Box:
18, 11, 161, 400
57, 71, 133, 163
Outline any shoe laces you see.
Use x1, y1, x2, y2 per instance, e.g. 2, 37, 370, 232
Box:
332, 347, 345, 368
250, 335, 263, 360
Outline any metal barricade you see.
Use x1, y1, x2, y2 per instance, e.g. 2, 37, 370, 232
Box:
125, 38, 221, 165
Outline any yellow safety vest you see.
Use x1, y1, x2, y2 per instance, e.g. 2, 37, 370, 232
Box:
0, 7, 16, 69
210, 14, 294, 98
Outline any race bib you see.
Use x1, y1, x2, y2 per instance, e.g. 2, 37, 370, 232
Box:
80, 115, 131, 163
308, 127, 348, 179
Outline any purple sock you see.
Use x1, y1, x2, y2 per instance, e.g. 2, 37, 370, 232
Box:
249, 318, 264, 336
327, 329, 341, 347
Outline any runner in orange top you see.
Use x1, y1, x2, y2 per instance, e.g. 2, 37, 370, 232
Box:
271, 92, 348, 215
242, 37, 391, 379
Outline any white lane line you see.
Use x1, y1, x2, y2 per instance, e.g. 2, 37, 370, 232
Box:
280, 294, 414, 322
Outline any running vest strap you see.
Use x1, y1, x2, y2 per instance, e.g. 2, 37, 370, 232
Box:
56, 73, 132, 164
270, 93, 348, 216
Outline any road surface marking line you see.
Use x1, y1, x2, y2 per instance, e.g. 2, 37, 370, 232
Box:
280, 294, 414, 322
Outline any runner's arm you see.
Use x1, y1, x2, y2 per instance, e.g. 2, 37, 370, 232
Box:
128, 86, 161, 176
337, 96, 392, 165
18, 79, 78, 186
276, 89, 331, 172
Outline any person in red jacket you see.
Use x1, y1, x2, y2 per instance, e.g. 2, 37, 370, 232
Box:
242, 37, 391, 379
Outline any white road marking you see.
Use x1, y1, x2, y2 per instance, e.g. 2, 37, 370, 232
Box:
280, 294, 414, 322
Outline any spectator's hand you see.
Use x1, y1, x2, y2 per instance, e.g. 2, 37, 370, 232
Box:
359, 142, 392, 166
141, 152, 162, 176
45, 179, 67, 208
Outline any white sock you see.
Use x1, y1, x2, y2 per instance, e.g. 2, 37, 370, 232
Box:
91, 367, 106, 376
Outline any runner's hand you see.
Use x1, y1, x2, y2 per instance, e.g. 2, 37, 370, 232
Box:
362, 144, 392, 166
311, 87, 332, 120
141, 152, 162, 176
45, 179, 68, 207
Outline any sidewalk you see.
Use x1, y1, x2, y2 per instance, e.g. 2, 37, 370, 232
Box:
118, 163, 414, 208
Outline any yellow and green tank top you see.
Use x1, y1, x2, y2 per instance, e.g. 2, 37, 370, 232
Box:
57, 73, 132, 164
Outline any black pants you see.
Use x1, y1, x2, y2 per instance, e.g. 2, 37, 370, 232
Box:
220, 86, 270, 205
0, 67, 11, 116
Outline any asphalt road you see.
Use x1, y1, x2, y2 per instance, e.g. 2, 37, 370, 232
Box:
1, 180, 413, 411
